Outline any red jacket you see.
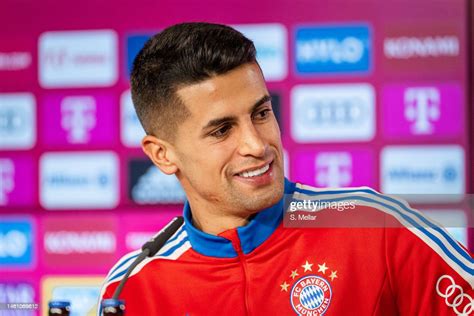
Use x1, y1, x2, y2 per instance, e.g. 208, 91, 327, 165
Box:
99, 179, 473, 315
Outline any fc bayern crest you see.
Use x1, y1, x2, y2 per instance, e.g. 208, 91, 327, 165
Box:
290, 275, 332, 316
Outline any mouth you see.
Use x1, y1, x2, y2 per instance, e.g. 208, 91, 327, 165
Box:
233, 158, 277, 187
237, 162, 271, 178
234, 157, 274, 178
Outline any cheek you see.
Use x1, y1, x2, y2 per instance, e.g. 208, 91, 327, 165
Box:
180, 158, 210, 187
190, 147, 231, 175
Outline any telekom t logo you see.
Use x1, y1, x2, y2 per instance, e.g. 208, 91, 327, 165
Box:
43, 49, 67, 68
0, 159, 14, 205
61, 96, 96, 143
404, 87, 440, 134
315, 153, 352, 187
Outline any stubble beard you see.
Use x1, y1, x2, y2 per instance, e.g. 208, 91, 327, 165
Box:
225, 172, 285, 214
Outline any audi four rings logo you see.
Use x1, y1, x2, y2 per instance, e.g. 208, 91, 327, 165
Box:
436, 275, 473, 316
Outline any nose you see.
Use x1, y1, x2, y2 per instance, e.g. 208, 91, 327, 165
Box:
237, 120, 267, 158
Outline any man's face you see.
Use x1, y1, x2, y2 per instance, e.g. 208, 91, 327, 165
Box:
172, 62, 285, 216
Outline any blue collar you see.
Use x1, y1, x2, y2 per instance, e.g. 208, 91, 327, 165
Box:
183, 178, 296, 258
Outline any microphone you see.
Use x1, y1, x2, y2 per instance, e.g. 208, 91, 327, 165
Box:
111, 216, 184, 300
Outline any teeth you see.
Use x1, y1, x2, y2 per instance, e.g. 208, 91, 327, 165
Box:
239, 164, 270, 178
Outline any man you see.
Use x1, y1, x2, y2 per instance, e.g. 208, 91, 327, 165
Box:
100, 22, 473, 315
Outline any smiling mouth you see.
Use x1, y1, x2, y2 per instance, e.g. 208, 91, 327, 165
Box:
237, 162, 271, 178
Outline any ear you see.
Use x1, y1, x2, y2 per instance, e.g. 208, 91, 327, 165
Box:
141, 135, 179, 175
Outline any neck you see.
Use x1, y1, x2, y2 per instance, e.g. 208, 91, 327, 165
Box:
187, 199, 254, 235
192, 211, 250, 235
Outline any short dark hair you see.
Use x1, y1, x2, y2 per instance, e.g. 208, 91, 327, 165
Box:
131, 22, 257, 140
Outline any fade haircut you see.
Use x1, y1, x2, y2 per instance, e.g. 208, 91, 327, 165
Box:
130, 22, 257, 141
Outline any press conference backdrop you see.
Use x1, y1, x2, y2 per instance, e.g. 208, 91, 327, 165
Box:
0, 0, 472, 314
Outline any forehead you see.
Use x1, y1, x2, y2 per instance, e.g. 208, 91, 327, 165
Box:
176, 62, 268, 119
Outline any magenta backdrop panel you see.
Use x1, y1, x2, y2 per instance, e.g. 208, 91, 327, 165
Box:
291, 148, 375, 188
0, 156, 35, 207
41, 214, 118, 273
0, 34, 36, 89
382, 83, 464, 140
42, 93, 118, 147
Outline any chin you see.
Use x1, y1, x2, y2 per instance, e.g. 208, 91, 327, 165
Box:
241, 182, 284, 212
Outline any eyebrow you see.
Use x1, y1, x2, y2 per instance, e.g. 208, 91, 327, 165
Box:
201, 94, 272, 132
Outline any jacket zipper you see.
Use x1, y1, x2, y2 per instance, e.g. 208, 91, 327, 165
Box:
229, 232, 250, 315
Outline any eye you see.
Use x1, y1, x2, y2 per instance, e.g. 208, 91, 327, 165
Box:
253, 108, 272, 121
210, 124, 232, 138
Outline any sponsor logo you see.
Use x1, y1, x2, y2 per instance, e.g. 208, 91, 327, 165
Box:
234, 24, 287, 81
0, 39, 35, 87
60, 96, 96, 143
382, 83, 463, 139
128, 159, 186, 204
291, 84, 375, 142
40, 152, 119, 209
436, 275, 473, 316
44, 231, 115, 254
295, 24, 371, 74
0, 218, 34, 268
384, 35, 459, 59
39, 30, 118, 88
382, 24, 462, 74
0, 93, 36, 150
121, 90, 145, 147
404, 87, 440, 134
315, 153, 352, 188
381, 145, 465, 202
0, 52, 32, 71
126, 34, 153, 77
43, 216, 117, 268
42, 93, 116, 147
293, 149, 374, 188
42, 277, 102, 316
